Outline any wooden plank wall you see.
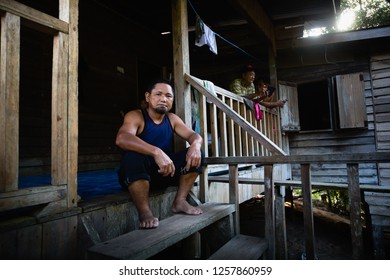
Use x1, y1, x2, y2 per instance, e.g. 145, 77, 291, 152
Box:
288, 67, 379, 185
371, 53, 390, 186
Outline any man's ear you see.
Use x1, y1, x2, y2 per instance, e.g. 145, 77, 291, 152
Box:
145, 91, 150, 102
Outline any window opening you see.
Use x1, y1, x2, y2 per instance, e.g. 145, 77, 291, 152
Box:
298, 80, 332, 131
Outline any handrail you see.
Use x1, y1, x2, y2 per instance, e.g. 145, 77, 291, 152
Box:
204, 151, 390, 260
185, 73, 286, 156
205, 152, 390, 164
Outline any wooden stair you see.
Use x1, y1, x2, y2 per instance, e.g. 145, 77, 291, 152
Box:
208, 234, 268, 260
87, 202, 236, 259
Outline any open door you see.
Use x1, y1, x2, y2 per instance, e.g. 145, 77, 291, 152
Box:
278, 81, 300, 132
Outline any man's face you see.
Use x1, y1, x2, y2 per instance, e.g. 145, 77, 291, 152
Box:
145, 83, 174, 114
242, 70, 255, 84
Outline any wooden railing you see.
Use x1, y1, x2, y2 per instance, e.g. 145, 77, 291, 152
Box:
185, 74, 286, 158
205, 152, 390, 260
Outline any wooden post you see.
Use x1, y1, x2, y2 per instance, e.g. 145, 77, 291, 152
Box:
301, 163, 316, 259
171, 0, 191, 151
275, 185, 287, 259
264, 164, 275, 259
229, 164, 239, 235
347, 163, 364, 259
0, 12, 20, 192
52, 3, 69, 186
66, 0, 79, 207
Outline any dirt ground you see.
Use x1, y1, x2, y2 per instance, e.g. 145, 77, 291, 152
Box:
239, 197, 356, 260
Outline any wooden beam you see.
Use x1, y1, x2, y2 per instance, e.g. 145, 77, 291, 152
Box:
0, 0, 68, 34
0, 12, 20, 192
229, 0, 276, 54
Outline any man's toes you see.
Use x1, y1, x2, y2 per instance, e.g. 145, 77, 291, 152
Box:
139, 217, 159, 229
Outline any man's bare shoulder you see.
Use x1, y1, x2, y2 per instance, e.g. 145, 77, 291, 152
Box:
124, 109, 143, 120
167, 112, 182, 123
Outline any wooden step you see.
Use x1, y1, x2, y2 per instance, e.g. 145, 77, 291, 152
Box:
87, 202, 235, 259
208, 234, 268, 260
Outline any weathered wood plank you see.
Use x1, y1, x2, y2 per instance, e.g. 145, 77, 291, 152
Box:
364, 192, 390, 205
367, 205, 390, 216
42, 215, 78, 259
208, 234, 268, 260
0, 185, 66, 211
0, 0, 68, 33
0, 224, 42, 259
0, 12, 20, 192
87, 203, 235, 259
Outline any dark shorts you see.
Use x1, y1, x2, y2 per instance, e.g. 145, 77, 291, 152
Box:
118, 148, 204, 190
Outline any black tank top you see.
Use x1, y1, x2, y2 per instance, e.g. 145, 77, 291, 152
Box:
139, 109, 174, 154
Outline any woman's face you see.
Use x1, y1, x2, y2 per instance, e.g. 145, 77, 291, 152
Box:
257, 81, 268, 97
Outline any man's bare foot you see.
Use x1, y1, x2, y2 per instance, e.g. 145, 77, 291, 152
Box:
172, 200, 203, 215
139, 212, 159, 229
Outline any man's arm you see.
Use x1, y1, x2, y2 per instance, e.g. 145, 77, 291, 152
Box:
259, 99, 286, 108
115, 110, 155, 155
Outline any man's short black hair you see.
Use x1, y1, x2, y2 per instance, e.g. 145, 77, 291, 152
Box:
241, 64, 256, 74
146, 78, 174, 94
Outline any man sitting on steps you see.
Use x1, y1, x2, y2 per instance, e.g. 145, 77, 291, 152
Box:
116, 78, 204, 229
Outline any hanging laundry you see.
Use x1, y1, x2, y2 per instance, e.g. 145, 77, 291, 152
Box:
195, 16, 218, 55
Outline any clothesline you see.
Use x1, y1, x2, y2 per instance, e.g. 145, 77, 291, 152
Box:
187, 0, 258, 61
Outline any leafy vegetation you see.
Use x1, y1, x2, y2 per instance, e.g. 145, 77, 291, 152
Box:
293, 189, 350, 217
340, 0, 390, 30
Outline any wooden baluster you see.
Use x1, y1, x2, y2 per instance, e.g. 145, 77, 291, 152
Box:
229, 164, 239, 235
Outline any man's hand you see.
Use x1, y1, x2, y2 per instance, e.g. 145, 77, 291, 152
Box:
154, 149, 175, 177
185, 143, 202, 171
276, 99, 286, 107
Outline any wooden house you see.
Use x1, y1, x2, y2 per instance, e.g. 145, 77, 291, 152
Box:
1, 0, 390, 260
